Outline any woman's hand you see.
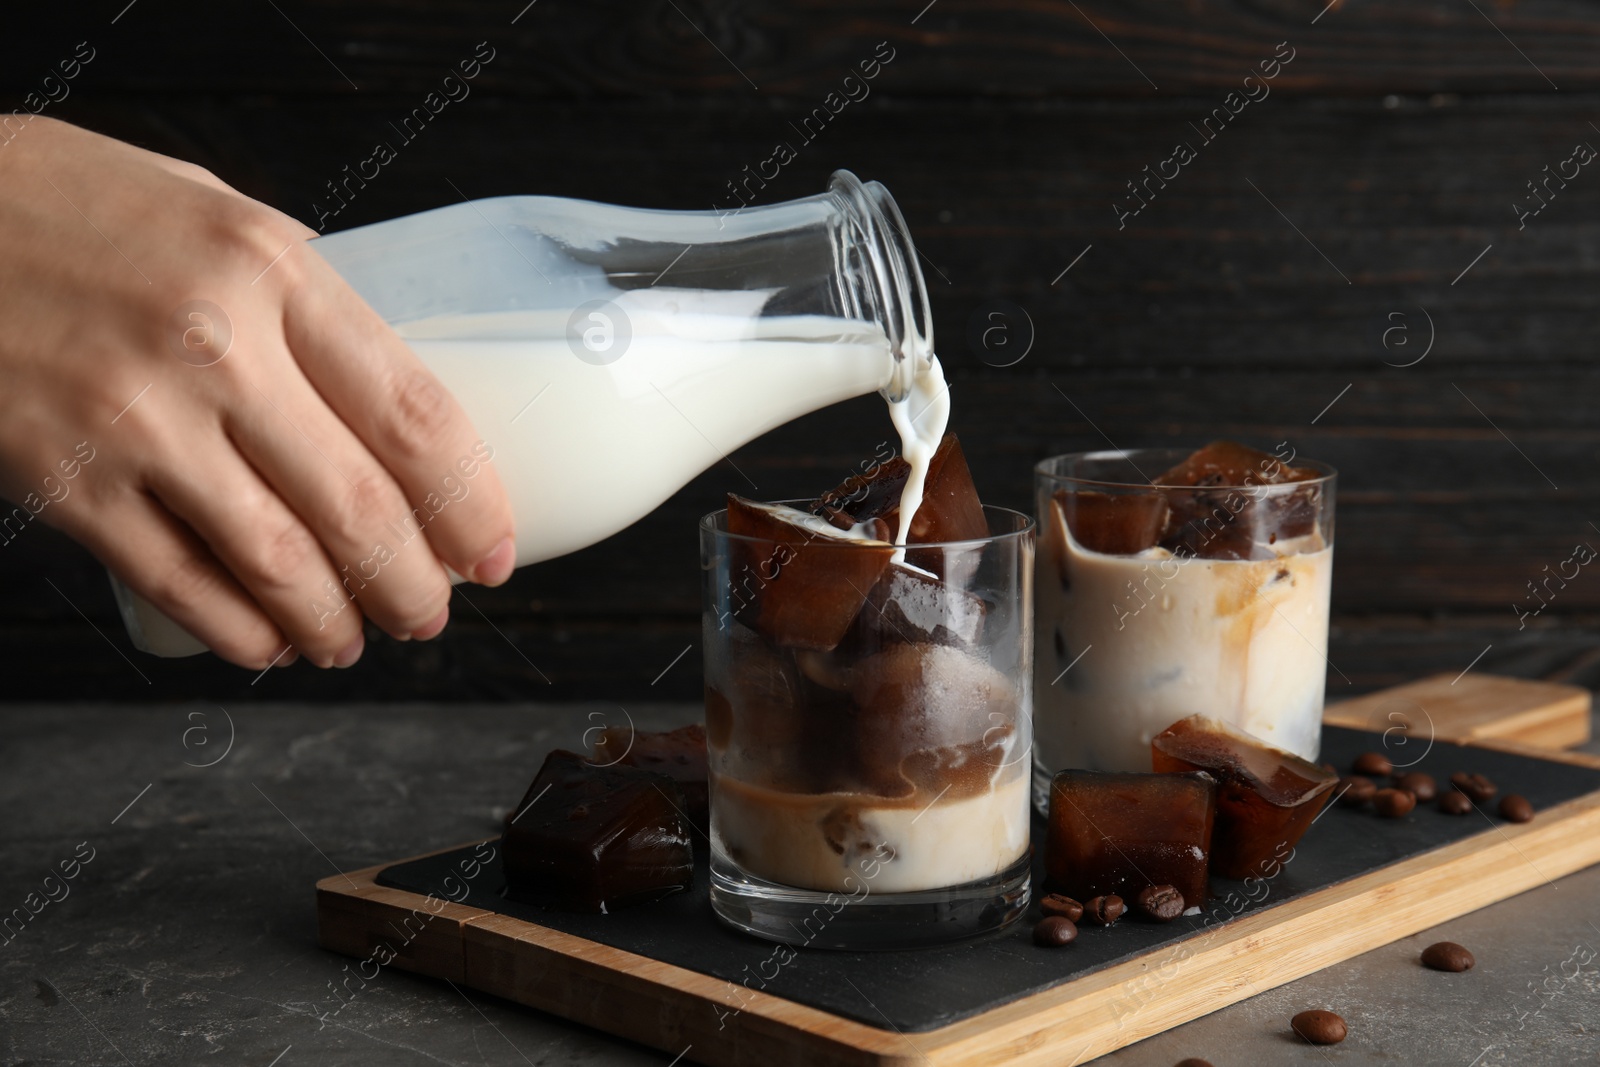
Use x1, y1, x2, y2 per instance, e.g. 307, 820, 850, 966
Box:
0, 118, 516, 670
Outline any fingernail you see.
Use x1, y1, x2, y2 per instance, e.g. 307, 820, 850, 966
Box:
412, 604, 450, 641
471, 536, 516, 587
277, 650, 299, 668
333, 634, 365, 668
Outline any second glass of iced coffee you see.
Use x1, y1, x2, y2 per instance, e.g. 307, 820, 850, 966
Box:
1032, 443, 1336, 787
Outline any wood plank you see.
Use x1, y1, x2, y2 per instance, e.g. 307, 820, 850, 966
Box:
5, 521, 1597, 700
2, 611, 1594, 704
44, 96, 1600, 375
14, 0, 1600, 97
1324, 672, 1593, 750
9, 377, 1600, 622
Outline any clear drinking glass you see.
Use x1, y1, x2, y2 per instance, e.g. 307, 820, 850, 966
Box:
1032, 449, 1336, 792
702, 504, 1034, 949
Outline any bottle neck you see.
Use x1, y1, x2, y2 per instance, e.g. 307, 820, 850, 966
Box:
826, 170, 933, 403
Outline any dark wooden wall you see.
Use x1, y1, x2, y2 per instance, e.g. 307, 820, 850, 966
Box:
3, 0, 1598, 702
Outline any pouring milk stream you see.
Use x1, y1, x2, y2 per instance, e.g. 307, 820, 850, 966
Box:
113, 172, 948, 657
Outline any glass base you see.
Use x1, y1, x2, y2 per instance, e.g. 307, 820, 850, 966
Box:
710, 851, 1032, 950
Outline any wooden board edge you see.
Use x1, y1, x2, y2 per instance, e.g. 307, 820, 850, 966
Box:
914, 788, 1600, 1066
315, 859, 918, 1066
316, 841, 498, 986
1447, 679, 1592, 747
1465, 692, 1592, 748
1322, 673, 1593, 750
462, 912, 919, 1067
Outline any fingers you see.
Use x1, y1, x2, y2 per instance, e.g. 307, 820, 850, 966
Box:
282, 250, 517, 587
58, 489, 294, 671
142, 438, 368, 669
224, 357, 454, 642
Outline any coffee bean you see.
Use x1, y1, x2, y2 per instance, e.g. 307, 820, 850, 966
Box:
1393, 771, 1437, 801
1291, 1009, 1347, 1045
1173, 1060, 1215, 1067
1437, 790, 1472, 815
1336, 776, 1377, 807
1499, 794, 1535, 823
1137, 884, 1185, 922
1451, 772, 1497, 804
1373, 787, 1415, 818
1421, 941, 1475, 972
1083, 894, 1125, 925
1353, 751, 1392, 776
1033, 916, 1078, 947
1040, 893, 1084, 922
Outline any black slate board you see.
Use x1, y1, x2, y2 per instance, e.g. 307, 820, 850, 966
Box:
377, 727, 1600, 1033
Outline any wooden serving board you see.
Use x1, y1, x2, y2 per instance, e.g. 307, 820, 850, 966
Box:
317, 674, 1600, 1067
1322, 672, 1592, 750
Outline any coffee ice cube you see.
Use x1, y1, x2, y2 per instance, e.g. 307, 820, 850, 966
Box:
1156, 441, 1324, 561
1159, 489, 1260, 561
1162, 484, 1324, 561
849, 642, 1018, 798
849, 562, 987, 651
501, 749, 694, 912
1044, 770, 1217, 909
725, 494, 893, 650
1156, 440, 1313, 489
1058, 488, 1169, 555
704, 621, 811, 790
811, 434, 989, 547
594, 723, 709, 831
901, 434, 990, 546
1151, 715, 1337, 880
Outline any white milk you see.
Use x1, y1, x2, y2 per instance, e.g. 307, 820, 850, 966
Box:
117, 297, 956, 666
114, 299, 921, 656
395, 301, 902, 569
712, 771, 1030, 894
886, 353, 951, 550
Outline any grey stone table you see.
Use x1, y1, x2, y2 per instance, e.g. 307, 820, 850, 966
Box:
2, 702, 1597, 1067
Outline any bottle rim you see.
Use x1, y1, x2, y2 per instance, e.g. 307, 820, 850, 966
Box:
827, 170, 933, 403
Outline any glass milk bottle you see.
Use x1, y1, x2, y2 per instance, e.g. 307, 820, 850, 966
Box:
113, 170, 935, 657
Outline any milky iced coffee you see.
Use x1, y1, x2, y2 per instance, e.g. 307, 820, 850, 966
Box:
701, 436, 1034, 949
1032, 442, 1336, 779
